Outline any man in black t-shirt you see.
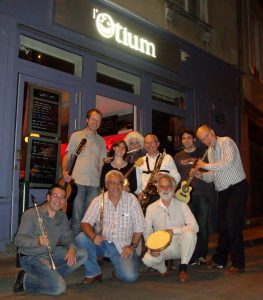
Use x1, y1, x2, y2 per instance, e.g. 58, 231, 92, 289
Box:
174, 129, 211, 265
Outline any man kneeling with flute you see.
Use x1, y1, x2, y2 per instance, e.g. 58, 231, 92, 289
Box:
14, 184, 87, 295
142, 174, 199, 283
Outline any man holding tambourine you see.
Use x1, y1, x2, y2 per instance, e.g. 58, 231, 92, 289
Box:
142, 174, 199, 283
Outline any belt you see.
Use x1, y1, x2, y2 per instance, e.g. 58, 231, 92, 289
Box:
19, 253, 27, 257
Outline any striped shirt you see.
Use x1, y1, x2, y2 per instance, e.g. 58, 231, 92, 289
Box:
202, 136, 246, 191
82, 191, 144, 254
136, 153, 181, 194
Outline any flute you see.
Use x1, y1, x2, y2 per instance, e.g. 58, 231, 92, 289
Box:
31, 194, 56, 270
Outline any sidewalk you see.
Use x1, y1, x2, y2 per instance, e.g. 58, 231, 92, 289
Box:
0, 225, 263, 300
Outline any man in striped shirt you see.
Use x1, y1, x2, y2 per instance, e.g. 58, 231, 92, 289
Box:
75, 170, 144, 283
193, 124, 248, 274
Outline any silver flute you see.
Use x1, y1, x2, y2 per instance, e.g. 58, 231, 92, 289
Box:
31, 194, 56, 270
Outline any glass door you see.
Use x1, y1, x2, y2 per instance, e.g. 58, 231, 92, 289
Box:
12, 74, 80, 236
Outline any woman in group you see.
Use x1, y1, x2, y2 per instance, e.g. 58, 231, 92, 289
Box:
124, 131, 145, 163
100, 140, 137, 193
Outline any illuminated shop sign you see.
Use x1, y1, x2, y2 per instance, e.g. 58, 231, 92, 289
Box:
54, 0, 180, 72
92, 9, 156, 58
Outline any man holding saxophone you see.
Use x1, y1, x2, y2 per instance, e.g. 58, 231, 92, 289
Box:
136, 134, 181, 208
14, 184, 87, 295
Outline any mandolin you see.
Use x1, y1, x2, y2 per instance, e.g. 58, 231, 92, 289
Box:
175, 149, 208, 203
123, 157, 144, 188
59, 138, 87, 218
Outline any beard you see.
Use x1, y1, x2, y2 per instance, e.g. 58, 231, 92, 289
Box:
159, 191, 174, 201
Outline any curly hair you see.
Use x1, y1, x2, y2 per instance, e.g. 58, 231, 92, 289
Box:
124, 131, 144, 150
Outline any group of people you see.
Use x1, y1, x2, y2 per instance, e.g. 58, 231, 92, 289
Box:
14, 108, 248, 295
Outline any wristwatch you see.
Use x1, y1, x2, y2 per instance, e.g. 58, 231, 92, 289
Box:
131, 242, 138, 249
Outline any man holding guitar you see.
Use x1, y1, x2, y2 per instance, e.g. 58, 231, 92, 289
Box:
192, 125, 248, 275
174, 129, 211, 266
62, 108, 107, 236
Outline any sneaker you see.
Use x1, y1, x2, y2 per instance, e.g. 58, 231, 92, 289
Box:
13, 270, 25, 293
190, 257, 207, 266
197, 257, 206, 266
189, 259, 199, 266
206, 260, 224, 269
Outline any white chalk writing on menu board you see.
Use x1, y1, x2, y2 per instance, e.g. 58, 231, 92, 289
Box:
32, 99, 59, 134
28, 138, 59, 187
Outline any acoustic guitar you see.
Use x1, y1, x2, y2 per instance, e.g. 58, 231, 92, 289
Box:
59, 138, 87, 218
175, 149, 208, 203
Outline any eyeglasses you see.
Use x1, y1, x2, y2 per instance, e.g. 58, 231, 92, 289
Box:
144, 141, 158, 145
51, 193, 66, 200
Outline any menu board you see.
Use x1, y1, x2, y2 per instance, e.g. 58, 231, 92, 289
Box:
28, 85, 61, 137
25, 137, 60, 187
31, 99, 59, 133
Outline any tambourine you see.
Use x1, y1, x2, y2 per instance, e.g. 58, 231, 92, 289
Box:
146, 230, 172, 251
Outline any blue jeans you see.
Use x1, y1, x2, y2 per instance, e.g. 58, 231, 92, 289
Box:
189, 195, 209, 260
75, 232, 139, 283
20, 247, 87, 295
71, 185, 100, 236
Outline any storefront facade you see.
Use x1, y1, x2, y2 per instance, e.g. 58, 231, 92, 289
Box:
0, 0, 240, 250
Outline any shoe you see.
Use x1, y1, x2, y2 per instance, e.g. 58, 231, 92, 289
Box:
159, 270, 171, 277
225, 266, 244, 275
14, 270, 25, 293
111, 271, 120, 281
197, 257, 206, 266
178, 271, 188, 283
82, 274, 102, 284
206, 260, 224, 269
190, 257, 207, 266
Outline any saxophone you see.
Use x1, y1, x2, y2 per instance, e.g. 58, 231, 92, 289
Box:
140, 149, 166, 209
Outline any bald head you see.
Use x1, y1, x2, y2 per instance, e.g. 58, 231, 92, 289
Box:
196, 125, 217, 147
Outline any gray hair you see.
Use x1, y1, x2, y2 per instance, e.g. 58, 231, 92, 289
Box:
157, 174, 177, 189
124, 131, 144, 150
105, 170, 124, 184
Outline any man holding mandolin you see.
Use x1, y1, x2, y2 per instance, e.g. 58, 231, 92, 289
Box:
174, 129, 211, 266
62, 108, 107, 236
142, 174, 199, 283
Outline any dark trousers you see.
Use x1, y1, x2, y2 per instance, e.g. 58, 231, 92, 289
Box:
213, 179, 248, 268
189, 195, 209, 260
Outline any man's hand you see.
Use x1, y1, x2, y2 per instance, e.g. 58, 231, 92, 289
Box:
166, 229, 173, 236
93, 235, 105, 246
196, 159, 206, 169
150, 250, 160, 257
64, 248, 76, 267
63, 171, 72, 183
121, 245, 134, 259
137, 192, 144, 201
38, 235, 50, 247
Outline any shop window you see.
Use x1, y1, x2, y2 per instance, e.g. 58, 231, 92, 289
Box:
96, 95, 137, 152
152, 82, 186, 108
19, 35, 83, 77
152, 110, 185, 157
97, 63, 141, 95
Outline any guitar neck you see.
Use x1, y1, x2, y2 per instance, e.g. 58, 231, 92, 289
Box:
123, 165, 135, 179
68, 154, 78, 176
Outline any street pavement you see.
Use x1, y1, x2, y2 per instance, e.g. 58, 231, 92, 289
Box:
0, 228, 263, 300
